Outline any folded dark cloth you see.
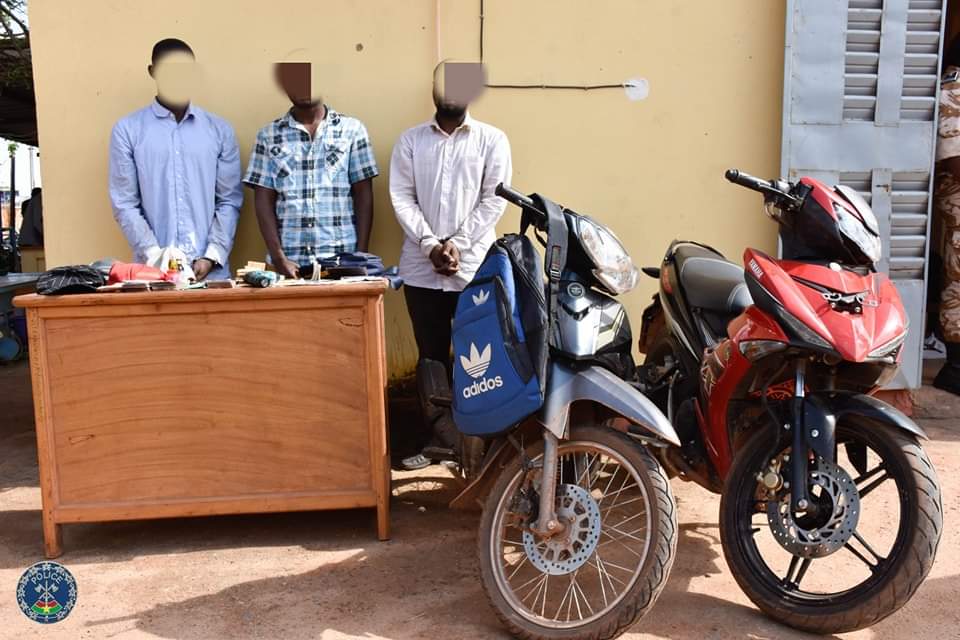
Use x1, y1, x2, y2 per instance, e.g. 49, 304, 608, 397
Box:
319, 252, 386, 274
316, 252, 402, 289
37, 265, 106, 295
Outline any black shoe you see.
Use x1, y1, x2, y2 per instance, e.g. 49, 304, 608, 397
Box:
933, 362, 960, 396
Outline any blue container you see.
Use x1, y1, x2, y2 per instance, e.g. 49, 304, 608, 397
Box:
11, 312, 27, 349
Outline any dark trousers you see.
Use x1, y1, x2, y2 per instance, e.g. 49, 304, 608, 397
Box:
403, 285, 461, 367
402, 285, 462, 452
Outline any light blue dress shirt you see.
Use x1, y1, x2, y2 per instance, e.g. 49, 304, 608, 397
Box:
109, 99, 243, 279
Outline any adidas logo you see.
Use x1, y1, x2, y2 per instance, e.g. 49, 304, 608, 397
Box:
460, 343, 492, 378
471, 289, 490, 306
459, 343, 502, 399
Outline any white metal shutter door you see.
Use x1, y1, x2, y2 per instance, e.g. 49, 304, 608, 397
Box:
781, 0, 946, 388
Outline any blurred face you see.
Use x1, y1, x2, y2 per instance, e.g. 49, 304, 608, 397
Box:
275, 62, 321, 108
433, 62, 486, 117
150, 50, 198, 108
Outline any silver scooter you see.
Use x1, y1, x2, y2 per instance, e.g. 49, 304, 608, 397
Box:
448, 184, 680, 640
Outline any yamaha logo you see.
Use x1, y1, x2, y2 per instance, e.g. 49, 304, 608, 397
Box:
567, 282, 585, 297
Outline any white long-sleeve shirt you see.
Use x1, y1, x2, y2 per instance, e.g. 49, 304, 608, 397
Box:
389, 114, 512, 291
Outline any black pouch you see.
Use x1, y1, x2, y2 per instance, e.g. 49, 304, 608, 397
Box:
36, 265, 106, 295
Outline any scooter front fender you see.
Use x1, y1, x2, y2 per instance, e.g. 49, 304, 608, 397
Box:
540, 362, 680, 446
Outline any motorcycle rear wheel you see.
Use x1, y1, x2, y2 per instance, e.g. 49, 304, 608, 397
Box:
719, 420, 942, 633
477, 426, 676, 640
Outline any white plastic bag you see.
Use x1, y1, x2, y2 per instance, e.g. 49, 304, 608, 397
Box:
145, 246, 196, 282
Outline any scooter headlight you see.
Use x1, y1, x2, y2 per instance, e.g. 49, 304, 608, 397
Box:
576, 216, 639, 294
834, 203, 882, 264
778, 307, 835, 351
738, 339, 788, 361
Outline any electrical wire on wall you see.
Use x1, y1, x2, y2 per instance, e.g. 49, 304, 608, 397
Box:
478, 0, 647, 98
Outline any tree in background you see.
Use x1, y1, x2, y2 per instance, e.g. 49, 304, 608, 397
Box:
0, 0, 34, 148
0, 1, 26, 39
0, 0, 29, 91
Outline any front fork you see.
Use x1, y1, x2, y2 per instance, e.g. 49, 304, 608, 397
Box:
790, 359, 811, 512
785, 358, 837, 513
530, 429, 565, 538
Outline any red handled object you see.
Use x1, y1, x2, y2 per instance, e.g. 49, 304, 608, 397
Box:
107, 262, 176, 284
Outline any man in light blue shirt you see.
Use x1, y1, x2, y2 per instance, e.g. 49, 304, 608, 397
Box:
109, 38, 242, 280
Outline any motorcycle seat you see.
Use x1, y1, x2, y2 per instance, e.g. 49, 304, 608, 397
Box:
673, 243, 752, 317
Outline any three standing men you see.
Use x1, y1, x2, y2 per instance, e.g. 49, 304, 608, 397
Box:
108, 44, 513, 450
390, 62, 512, 466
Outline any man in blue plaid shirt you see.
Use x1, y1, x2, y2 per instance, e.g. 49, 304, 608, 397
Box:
244, 62, 378, 277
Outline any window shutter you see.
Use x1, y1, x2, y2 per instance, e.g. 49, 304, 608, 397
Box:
783, 0, 946, 388
838, 170, 930, 281
901, 0, 944, 120
845, 0, 883, 121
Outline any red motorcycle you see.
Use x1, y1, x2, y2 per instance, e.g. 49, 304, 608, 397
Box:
639, 169, 942, 633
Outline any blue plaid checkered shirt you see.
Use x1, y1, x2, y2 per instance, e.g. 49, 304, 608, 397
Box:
243, 107, 378, 265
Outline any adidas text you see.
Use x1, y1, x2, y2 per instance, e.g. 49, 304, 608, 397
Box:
462, 375, 504, 399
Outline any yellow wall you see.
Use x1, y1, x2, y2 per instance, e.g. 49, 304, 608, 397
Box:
28, 0, 785, 378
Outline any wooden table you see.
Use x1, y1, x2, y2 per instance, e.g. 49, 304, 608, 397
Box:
15, 281, 390, 558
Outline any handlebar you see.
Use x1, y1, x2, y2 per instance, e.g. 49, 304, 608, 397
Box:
495, 183, 551, 232
725, 169, 773, 193
496, 183, 536, 208
725, 168, 799, 208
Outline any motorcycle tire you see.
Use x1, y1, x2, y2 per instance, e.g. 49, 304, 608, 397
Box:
719, 420, 942, 634
477, 425, 677, 640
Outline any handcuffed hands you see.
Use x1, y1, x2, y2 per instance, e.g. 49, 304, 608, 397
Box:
430, 241, 460, 276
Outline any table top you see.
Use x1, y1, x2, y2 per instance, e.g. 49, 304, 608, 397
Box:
0, 272, 41, 295
14, 278, 388, 308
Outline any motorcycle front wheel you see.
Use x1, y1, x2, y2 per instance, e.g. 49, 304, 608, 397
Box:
719, 419, 942, 634
478, 425, 677, 640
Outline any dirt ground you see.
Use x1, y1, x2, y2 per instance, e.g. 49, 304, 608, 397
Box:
0, 358, 957, 640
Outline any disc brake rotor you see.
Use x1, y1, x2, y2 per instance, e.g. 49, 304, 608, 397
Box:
522, 484, 602, 575
767, 458, 860, 558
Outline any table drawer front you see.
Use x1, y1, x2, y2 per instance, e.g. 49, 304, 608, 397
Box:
42, 306, 376, 504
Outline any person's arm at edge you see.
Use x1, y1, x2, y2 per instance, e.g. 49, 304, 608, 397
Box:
351, 178, 374, 252
448, 131, 512, 252
389, 131, 442, 259
943, 156, 960, 178
346, 121, 379, 253
202, 121, 243, 273
109, 119, 162, 264
244, 128, 298, 278
252, 186, 298, 278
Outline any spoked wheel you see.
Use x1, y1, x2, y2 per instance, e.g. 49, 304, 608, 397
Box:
478, 426, 676, 640
720, 420, 942, 634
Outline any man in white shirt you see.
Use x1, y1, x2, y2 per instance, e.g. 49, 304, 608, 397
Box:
390, 62, 512, 468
